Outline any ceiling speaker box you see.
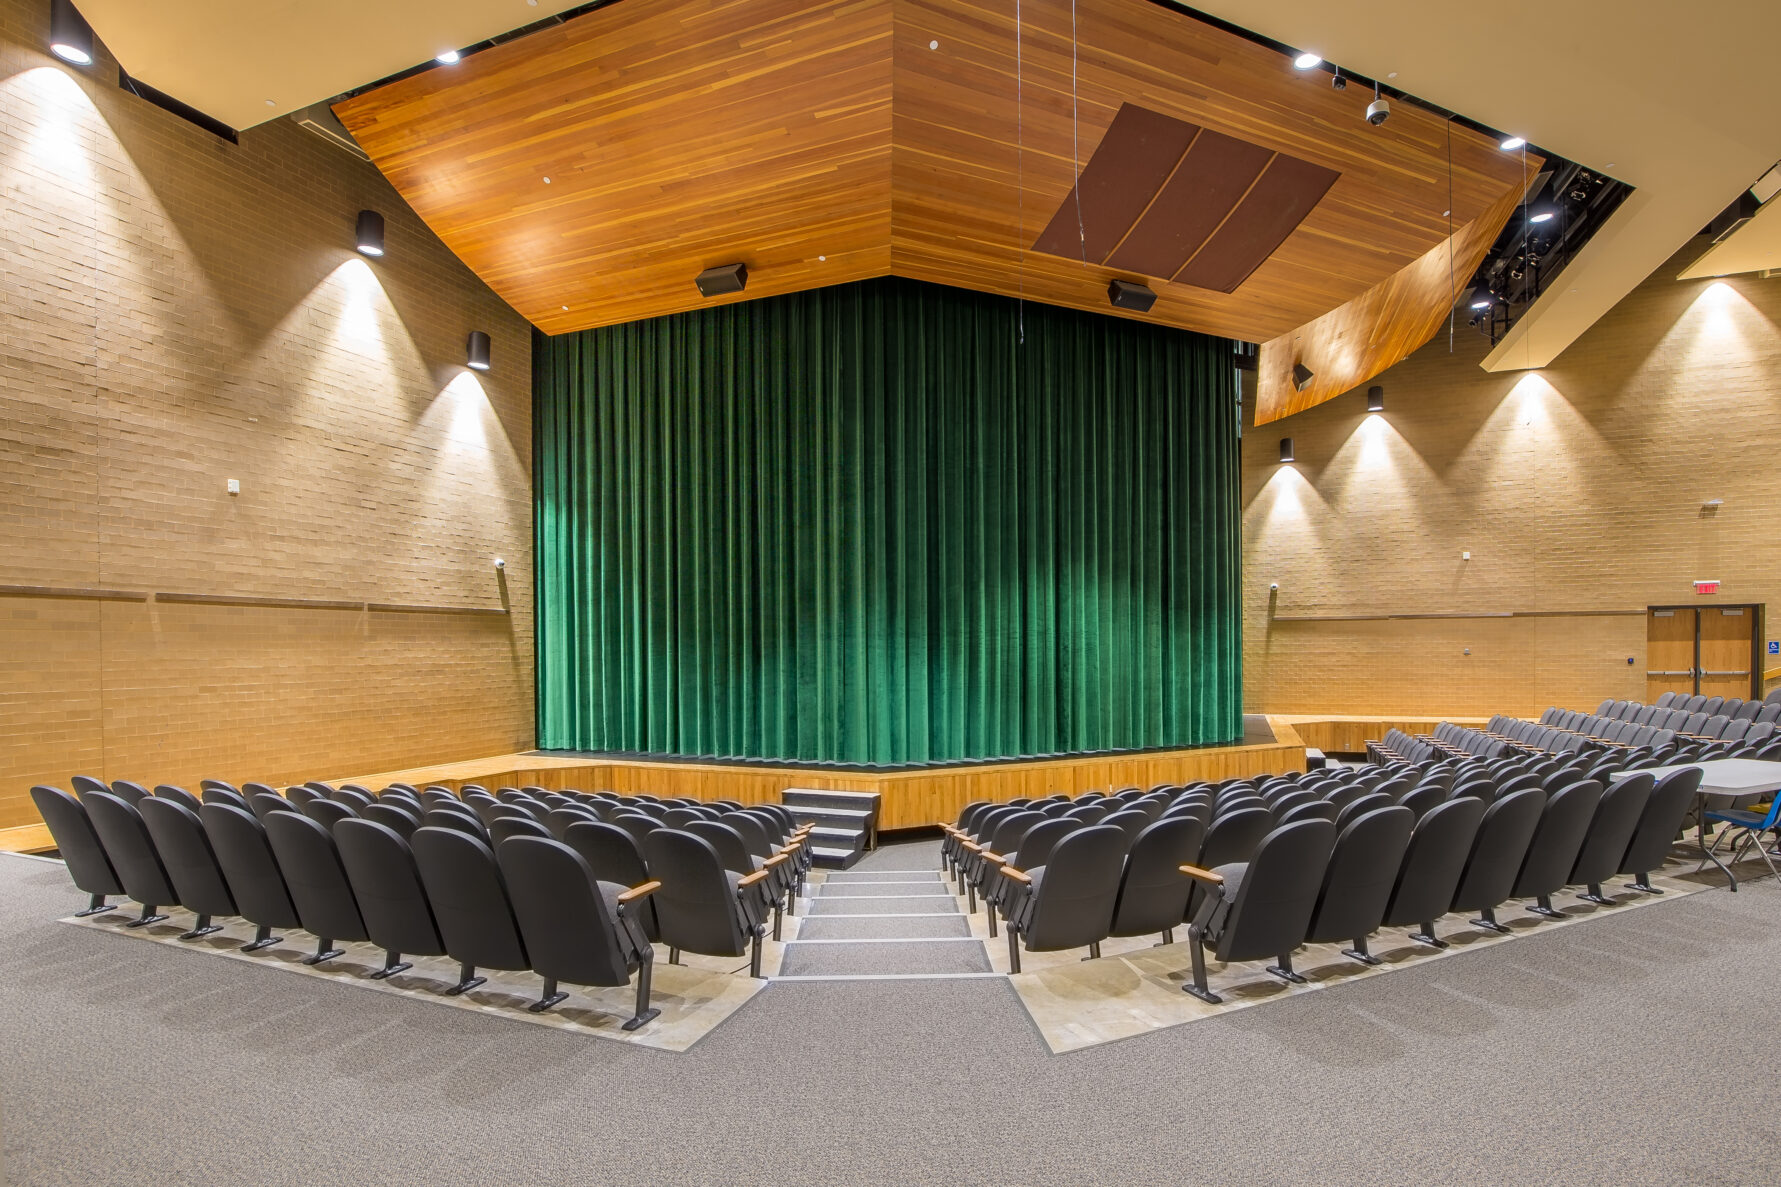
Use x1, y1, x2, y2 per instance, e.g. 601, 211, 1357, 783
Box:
1107, 279, 1157, 312
696, 263, 748, 296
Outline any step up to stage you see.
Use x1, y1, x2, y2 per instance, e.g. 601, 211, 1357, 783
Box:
781, 788, 882, 868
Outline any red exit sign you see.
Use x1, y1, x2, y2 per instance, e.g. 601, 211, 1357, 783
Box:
1695, 580, 1720, 595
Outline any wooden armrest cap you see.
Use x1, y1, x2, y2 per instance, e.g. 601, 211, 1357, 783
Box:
1178, 863, 1224, 884
962, 841, 982, 852
617, 880, 662, 904
998, 865, 1032, 884
764, 853, 790, 867
738, 869, 771, 888
982, 850, 1006, 864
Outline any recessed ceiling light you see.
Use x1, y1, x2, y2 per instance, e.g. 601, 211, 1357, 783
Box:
818, 255, 826, 261
1605, 162, 1616, 169
1471, 299, 1492, 309
542, 176, 551, 184
929, 40, 939, 50
1292, 51, 1321, 69
1500, 136, 1526, 151
561, 305, 568, 311
264, 99, 275, 106
1529, 210, 1554, 224
436, 49, 461, 65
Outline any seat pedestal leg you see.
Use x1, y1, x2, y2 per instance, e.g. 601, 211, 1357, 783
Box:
529, 977, 569, 1014
986, 903, 997, 939
125, 903, 168, 928
1265, 951, 1306, 984
771, 904, 782, 942
1409, 922, 1448, 948
749, 930, 763, 979
1083, 941, 1101, 961
1006, 926, 1021, 975
242, 923, 282, 951
1183, 926, 1221, 1004
1628, 872, 1662, 894
1578, 883, 1616, 906
370, 950, 412, 980
304, 937, 344, 965
1527, 894, 1564, 919
179, 914, 223, 940
1341, 935, 1381, 966
1159, 927, 1174, 946
75, 893, 114, 917
1468, 908, 1510, 934
446, 962, 486, 995
624, 952, 661, 1031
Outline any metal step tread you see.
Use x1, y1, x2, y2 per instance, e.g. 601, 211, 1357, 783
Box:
783, 788, 882, 804
788, 806, 873, 822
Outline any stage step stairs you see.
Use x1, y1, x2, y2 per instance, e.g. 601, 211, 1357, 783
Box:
781, 788, 881, 869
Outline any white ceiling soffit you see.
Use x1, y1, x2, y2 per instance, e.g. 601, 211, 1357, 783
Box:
76, 0, 592, 131
1179, 0, 1781, 374
1678, 185, 1781, 279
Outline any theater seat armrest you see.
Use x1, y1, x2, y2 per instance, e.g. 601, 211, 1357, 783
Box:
982, 850, 1007, 865
1178, 864, 1224, 885
739, 869, 771, 888
962, 841, 982, 853
617, 880, 662, 904
998, 865, 1031, 884
764, 853, 791, 868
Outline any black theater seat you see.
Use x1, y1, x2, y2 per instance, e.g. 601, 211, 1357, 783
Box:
411, 826, 532, 995
1304, 804, 1415, 965
335, 818, 448, 979
29, 785, 123, 916
498, 835, 660, 1027
264, 811, 370, 965
201, 802, 302, 952
1180, 818, 1337, 1002
642, 829, 769, 978
83, 792, 177, 927
139, 797, 237, 939
1449, 788, 1546, 936
1108, 814, 1204, 945
999, 824, 1127, 973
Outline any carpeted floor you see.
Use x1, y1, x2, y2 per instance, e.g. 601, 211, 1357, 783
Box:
4, 842, 1781, 1185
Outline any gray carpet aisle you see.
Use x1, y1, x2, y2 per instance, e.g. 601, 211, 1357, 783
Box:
777, 840, 993, 978
6, 841, 1781, 1186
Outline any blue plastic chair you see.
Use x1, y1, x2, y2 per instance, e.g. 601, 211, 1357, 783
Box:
1704, 796, 1781, 880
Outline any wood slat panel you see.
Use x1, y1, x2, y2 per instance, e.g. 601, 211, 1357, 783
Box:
337, 0, 1530, 349
1254, 174, 1535, 424
334, 742, 1307, 830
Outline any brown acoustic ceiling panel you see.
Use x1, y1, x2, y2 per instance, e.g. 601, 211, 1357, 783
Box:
1033, 102, 1339, 295
1030, 104, 1199, 263
1104, 128, 1274, 277
1174, 154, 1339, 292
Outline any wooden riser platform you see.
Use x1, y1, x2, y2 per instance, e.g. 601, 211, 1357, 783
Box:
335, 739, 1307, 831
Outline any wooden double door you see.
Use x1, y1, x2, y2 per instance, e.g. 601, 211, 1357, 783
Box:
1646, 604, 1765, 704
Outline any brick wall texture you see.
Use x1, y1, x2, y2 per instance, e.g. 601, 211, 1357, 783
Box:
1243, 244, 1781, 719
0, 0, 535, 829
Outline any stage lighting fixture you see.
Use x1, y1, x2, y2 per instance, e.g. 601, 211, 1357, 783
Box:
435, 49, 461, 64
1292, 362, 1314, 391
50, 0, 94, 65
1293, 52, 1321, 69
355, 210, 385, 257
1500, 136, 1526, 151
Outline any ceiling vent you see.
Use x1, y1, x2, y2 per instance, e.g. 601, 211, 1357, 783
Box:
291, 102, 369, 162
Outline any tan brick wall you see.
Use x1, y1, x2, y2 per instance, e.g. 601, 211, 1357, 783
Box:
0, 0, 534, 828
1242, 243, 1781, 721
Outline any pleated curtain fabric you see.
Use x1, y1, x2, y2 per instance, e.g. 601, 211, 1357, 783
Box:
535, 277, 1241, 764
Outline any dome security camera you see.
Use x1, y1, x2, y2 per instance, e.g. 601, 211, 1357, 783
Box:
1366, 82, 1389, 126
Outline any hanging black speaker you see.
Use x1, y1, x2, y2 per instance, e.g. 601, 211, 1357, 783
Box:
1107, 279, 1157, 312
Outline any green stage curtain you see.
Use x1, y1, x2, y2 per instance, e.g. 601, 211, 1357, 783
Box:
535, 277, 1241, 764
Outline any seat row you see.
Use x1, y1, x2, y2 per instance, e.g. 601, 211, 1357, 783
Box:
943, 759, 1702, 997
1639, 689, 1781, 717
32, 778, 812, 1029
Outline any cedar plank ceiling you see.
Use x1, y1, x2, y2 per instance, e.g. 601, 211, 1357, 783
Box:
335, 0, 1537, 420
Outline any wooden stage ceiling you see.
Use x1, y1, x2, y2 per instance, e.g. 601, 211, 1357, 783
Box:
335, 0, 1539, 423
